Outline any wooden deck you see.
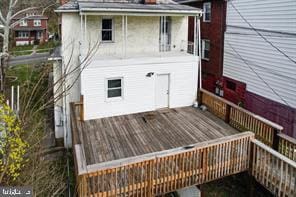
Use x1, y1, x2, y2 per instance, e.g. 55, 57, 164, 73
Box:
76, 107, 239, 165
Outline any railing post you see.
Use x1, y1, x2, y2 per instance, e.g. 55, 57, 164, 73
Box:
225, 104, 231, 124
198, 90, 203, 106
80, 95, 84, 121
272, 129, 280, 151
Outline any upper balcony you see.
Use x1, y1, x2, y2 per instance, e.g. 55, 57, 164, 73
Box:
72, 3, 202, 60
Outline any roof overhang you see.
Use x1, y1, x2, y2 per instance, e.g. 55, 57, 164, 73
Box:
79, 8, 202, 16
56, 2, 202, 16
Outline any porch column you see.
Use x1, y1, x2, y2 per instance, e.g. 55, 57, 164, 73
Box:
122, 15, 128, 58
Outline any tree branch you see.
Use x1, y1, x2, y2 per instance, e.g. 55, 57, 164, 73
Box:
10, 7, 38, 21
0, 10, 6, 25
0, 33, 4, 38
12, 0, 19, 8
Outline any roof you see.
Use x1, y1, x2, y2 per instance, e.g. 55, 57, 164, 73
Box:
13, 15, 48, 20
12, 27, 46, 31
56, 0, 201, 15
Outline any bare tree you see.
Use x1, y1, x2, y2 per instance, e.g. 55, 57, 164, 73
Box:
0, 0, 58, 93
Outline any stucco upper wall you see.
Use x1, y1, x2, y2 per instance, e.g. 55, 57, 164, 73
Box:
81, 15, 189, 57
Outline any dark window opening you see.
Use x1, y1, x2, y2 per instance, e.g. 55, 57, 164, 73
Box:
226, 80, 237, 91
102, 19, 113, 41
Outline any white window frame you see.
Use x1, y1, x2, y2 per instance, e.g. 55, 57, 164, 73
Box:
202, 39, 210, 60
105, 77, 123, 101
101, 18, 114, 42
19, 19, 28, 27
203, 2, 211, 22
17, 31, 29, 38
34, 19, 41, 27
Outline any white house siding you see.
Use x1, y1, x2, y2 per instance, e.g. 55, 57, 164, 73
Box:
81, 56, 198, 120
223, 0, 296, 108
60, 13, 82, 147
82, 15, 188, 57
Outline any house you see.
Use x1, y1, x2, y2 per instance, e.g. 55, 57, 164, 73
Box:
51, 2, 296, 196
11, 10, 49, 46
53, 0, 202, 147
222, 0, 296, 138
176, 0, 226, 94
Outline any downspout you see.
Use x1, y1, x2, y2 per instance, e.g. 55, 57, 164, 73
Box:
197, 14, 202, 105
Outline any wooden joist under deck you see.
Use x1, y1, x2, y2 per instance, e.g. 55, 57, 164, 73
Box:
76, 107, 239, 165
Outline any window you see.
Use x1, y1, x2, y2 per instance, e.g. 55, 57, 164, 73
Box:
226, 80, 237, 91
202, 40, 210, 60
107, 78, 122, 99
34, 20, 41, 27
37, 31, 42, 39
17, 31, 29, 38
102, 18, 113, 41
19, 20, 27, 27
203, 2, 211, 22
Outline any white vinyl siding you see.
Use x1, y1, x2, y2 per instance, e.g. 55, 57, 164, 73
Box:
81, 56, 198, 120
223, 0, 296, 108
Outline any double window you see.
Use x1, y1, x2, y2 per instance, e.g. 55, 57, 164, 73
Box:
106, 78, 122, 99
202, 39, 210, 60
34, 20, 41, 27
19, 20, 27, 27
102, 18, 113, 42
17, 31, 29, 38
203, 2, 211, 22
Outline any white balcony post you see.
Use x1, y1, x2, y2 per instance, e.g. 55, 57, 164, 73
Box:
198, 15, 202, 89
122, 15, 124, 57
125, 15, 128, 58
84, 15, 87, 42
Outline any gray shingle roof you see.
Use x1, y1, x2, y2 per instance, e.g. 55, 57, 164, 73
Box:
56, 0, 201, 13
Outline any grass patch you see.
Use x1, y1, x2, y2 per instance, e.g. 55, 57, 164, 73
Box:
36, 41, 60, 53
11, 45, 34, 56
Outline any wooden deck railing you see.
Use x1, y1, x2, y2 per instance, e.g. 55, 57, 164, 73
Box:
200, 89, 283, 148
278, 133, 296, 161
251, 139, 296, 196
74, 132, 254, 196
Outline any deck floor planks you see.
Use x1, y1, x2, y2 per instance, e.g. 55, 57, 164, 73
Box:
78, 107, 240, 165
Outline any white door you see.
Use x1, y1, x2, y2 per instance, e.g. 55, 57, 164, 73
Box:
156, 74, 169, 109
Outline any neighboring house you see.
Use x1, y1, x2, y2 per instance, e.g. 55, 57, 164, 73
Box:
12, 11, 49, 46
222, 0, 296, 137
53, 0, 202, 146
176, 0, 226, 93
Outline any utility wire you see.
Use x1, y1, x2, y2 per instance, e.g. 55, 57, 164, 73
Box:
229, 1, 296, 65
226, 40, 291, 107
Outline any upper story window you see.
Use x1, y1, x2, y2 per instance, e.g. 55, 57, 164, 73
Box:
34, 20, 41, 27
202, 39, 210, 60
203, 2, 211, 22
102, 18, 113, 42
19, 20, 27, 27
106, 78, 123, 99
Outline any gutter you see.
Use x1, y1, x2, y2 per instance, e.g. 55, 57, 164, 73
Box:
79, 7, 202, 15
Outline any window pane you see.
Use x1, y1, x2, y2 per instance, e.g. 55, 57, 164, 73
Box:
108, 79, 121, 88
205, 13, 211, 21
102, 30, 112, 41
102, 19, 112, 30
204, 50, 210, 59
205, 41, 210, 50
108, 89, 122, 98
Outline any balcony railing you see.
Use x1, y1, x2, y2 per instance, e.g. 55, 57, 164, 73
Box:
200, 89, 283, 148
80, 40, 197, 59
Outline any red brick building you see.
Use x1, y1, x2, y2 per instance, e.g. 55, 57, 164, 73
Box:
12, 11, 49, 46
177, 0, 227, 94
